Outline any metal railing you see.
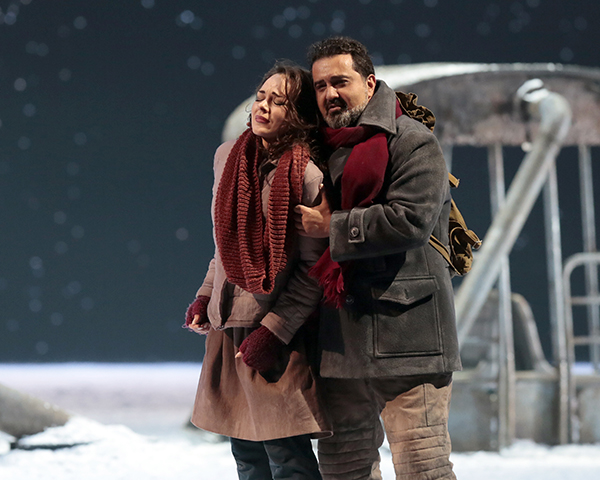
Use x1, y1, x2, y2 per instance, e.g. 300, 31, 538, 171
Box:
563, 252, 600, 443
577, 146, 600, 372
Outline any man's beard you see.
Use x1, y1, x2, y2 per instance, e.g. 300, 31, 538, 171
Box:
324, 92, 370, 129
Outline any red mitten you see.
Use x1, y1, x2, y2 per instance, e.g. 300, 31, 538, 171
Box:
183, 295, 210, 332
238, 325, 283, 372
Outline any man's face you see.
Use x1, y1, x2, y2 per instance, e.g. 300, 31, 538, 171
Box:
312, 53, 376, 128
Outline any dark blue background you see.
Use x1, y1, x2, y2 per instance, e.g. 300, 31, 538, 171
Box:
1, 0, 598, 362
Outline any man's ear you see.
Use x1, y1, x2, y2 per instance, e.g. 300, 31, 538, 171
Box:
365, 74, 376, 100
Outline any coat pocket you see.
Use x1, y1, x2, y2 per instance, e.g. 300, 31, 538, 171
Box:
371, 276, 442, 357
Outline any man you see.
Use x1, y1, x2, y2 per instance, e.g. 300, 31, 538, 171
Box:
295, 37, 460, 480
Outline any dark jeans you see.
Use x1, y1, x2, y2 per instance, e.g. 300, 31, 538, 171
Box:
230, 434, 322, 480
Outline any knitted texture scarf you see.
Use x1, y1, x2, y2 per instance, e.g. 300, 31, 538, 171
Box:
214, 128, 310, 294
309, 101, 402, 308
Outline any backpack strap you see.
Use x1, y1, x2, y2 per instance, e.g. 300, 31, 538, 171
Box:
429, 232, 461, 275
448, 172, 460, 188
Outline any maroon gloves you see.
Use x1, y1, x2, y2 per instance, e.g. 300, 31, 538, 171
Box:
183, 295, 211, 333
184, 296, 283, 371
238, 325, 283, 372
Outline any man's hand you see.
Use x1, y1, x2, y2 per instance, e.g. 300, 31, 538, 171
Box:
294, 187, 331, 238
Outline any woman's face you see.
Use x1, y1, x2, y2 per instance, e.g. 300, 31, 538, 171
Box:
251, 73, 289, 147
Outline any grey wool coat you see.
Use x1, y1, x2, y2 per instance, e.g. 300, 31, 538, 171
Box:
318, 81, 462, 379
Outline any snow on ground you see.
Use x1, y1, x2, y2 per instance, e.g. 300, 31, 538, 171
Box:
0, 362, 203, 437
0, 416, 237, 480
1, 363, 600, 480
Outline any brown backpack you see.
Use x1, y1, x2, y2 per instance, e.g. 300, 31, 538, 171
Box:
429, 173, 481, 276
396, 91, 482, 276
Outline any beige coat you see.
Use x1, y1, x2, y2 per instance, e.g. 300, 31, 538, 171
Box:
191, 139, 331, 441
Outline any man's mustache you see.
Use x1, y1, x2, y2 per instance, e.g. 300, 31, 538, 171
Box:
326, 98, 347, 112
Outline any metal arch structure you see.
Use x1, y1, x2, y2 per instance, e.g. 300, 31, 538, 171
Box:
222, 63, 600, 450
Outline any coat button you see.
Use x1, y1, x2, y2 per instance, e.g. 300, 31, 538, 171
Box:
345, 294, 355, 305
350, 226, 360, 238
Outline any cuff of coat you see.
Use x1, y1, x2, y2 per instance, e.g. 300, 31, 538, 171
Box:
261, 312, 293, 345
330, 207, 367, 261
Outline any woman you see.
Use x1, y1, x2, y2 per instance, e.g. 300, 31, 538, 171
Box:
184, 62, 330, 480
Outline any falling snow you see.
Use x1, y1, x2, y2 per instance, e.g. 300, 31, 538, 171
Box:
0, 1, 599, 363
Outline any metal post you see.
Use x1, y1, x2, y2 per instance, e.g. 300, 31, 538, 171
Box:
488, 144, 516, 449
544, 161, 566, 369
543, 160, 570, 444
578, 145, 600, 371
562, 256, 576, 445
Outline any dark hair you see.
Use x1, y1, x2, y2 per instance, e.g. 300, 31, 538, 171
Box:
254, 61, 320, 160
307, 36, 375, 79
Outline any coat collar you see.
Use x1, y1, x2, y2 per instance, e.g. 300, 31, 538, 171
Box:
355, 80, 398, 136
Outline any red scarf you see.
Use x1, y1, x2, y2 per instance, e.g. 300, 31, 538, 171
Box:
214, 129, 310, 294
309, 102, 402, 307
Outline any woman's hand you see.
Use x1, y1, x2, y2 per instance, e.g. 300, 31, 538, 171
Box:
188, 317, 211, 335
183, 296, 211, 335
236, 325, 283, 372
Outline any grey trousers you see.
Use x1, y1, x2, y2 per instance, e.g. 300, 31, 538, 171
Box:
317, 373, 456, 480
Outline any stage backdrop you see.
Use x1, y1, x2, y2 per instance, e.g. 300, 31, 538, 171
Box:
1, 0, 599, 362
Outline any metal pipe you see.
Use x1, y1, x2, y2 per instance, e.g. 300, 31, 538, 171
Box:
488, 143, 516, 449
578, 145, 600, 371
456, 81, 572, 345
543, 161, 570, 444
544, 162, 566, 370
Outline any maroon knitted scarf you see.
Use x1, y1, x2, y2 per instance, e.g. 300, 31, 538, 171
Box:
214, 128, 310, 294
309, 102, 402, 307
